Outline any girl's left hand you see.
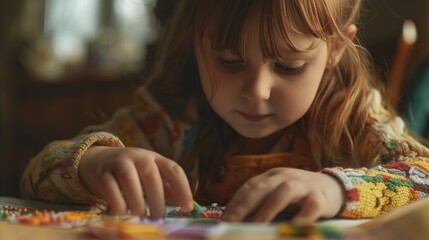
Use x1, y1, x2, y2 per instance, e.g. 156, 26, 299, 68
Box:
222, 168, 345, 224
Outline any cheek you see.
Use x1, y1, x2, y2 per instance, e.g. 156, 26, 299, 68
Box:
275, 88, 312, 119
199, 64, 239, 102
196, 54, 233, 102
276, 70, 324, 117
199, 68, 228, 103
298, 57, 327, 103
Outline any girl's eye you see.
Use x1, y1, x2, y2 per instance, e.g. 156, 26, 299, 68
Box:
217, 57, 245, 67
275, 63, 307, 75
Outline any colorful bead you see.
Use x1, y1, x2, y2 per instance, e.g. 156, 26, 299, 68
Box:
166, 203, 225, 219
0, 205, 98, 227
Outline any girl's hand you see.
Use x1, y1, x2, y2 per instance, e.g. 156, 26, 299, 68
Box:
222, 168, 345, 224
78, 146, 193, 218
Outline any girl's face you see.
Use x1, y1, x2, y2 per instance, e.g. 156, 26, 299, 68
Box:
195, 23, 329, 139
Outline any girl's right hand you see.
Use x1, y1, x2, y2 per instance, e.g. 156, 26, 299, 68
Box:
78, 145, 194, 218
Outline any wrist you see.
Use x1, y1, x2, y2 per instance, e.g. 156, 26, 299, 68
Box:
321, 171, 346, 217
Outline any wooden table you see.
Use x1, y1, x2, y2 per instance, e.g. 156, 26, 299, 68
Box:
4, 196, 429, 239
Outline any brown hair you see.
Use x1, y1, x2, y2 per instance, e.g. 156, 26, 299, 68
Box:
147, 0, 375, 192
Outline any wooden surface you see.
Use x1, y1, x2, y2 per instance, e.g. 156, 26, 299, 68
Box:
0, 221, 315, 240
0, 197, 356, 240
3, 196, 429, 240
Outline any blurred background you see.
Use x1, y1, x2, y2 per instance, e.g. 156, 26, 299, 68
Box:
0, 0, 429, 197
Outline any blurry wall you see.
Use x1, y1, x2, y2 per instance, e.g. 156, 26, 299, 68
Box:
0, 0, 25, 196
361, 0, 427, 81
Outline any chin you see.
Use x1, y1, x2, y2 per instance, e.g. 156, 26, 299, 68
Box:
233, 127, 277, 139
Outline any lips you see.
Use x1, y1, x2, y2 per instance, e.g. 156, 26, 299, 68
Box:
239, 112, 272, 122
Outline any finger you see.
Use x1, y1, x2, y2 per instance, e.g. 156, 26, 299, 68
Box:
97, 173, 127, 215
114, 160, 146, 216
135, 157, 165, 219
250, 180, 308, 223
155, 156, 193, 211
292, 192, 324, 225
223, 172, 286, 222
162, 181, 174, 203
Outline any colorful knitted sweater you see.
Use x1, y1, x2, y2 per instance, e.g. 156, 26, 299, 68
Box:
20, 87, 429, 219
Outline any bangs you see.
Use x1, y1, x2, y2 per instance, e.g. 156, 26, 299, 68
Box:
194, 0, 336, 60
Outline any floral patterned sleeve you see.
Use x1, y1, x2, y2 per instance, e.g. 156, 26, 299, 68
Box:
20, 87, 197, 207
322, 89, 429, 218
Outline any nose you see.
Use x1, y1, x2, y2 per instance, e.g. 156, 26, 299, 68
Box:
240, 67, 272, 102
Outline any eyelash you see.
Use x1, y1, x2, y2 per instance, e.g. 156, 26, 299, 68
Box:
274, 63, 307, 75
217, 57, 307, 75
217, 57, 244, 67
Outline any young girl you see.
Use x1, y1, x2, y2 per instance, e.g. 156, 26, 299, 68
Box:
21, 0, 429, 224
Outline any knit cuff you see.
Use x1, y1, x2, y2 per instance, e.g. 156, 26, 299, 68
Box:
320, 167, 362, 218
58, 131, 125, 209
